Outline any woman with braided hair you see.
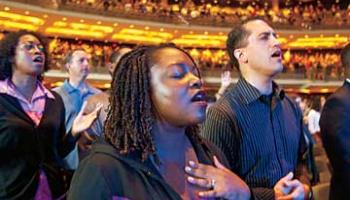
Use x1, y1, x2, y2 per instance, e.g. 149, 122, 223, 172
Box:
68, 44, 250, 200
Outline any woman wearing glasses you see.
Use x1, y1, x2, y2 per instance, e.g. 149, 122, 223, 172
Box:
0, 30, 101, 199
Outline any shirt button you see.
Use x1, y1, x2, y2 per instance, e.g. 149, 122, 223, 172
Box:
147, 171, 151, 176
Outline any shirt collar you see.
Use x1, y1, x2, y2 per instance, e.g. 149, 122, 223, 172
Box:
235, 77, 285, 105
35, 80, 55, 99
0, 78, 55, 100
62, 79, 78, 93
62, 79, 96, 95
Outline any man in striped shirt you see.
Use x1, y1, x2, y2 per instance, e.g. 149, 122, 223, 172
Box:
202, 18, 311, 199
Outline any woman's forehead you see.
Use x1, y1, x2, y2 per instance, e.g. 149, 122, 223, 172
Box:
152, 47, 196, 67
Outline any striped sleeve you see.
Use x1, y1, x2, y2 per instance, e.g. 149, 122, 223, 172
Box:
202, 105, 238, 171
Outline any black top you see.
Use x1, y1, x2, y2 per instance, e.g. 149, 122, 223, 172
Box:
202, 78, 310, 199
0, 92, 76, 199
320, 81, 350, 200
68, 134, 231, 200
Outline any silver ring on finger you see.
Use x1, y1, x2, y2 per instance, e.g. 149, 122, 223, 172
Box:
209, 178, 216, 189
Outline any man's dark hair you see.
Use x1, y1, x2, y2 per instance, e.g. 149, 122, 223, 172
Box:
226, 17, 269, 72
310, 96, 321, 112
341, 43, 350, 77
0, 30, 49, 81
104, 44, 201, 162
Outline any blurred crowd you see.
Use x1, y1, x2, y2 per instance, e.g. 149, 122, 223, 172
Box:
283, 50, 342, 80
48, 38, 344, 80
60, 0, 350, 28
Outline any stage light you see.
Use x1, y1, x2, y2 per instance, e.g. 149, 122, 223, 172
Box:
0, 20, 38, 31
46, 27, 105, 38
0, 11, 44, 25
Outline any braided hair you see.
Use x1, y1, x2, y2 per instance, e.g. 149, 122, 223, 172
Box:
104, 44, 202, 161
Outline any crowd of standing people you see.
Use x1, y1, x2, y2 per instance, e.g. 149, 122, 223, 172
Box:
0, 16, 350, 200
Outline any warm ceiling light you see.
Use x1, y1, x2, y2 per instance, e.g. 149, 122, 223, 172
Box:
46, 27, 105, 38
119, 29, 173, 39
53, 21, 67, 27
0, 20, 38, 31
103, 83, 111, 88
4, 7, 10, 11
300, 89, 310, 94
43, 14, 48, 18
70, 23, 89, 29
277, 38, 288, 44
112, 34, 166, 44
287, 37, 348, 48
90, 25, 113, 33
56, 22, 114, 33
129, 24, 134, 28
80, 19, 84, 23
97, 21, 101, 25
294, 37, 347, 43
113, 23, 118, 27
160, 28, 164, 32
181, 34, 226, 40
50, 81, 64, 87
204, 31, 208, 35
189, 31, 193, 34
0, 11, 44, 25
171, 38, 222, 47
320, 88, 329, 93
24, 11, 30, 15
62, 17, 67, 21
145, 26, 149, 30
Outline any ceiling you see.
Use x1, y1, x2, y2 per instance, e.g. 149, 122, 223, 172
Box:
0, 0, 348, 93
0, 0, 349, 49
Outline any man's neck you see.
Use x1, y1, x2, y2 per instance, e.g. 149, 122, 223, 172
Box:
242, 72, 274, 95
69, 77, 86, 90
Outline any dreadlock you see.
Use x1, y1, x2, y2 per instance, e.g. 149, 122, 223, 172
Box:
104, 44, 203, 162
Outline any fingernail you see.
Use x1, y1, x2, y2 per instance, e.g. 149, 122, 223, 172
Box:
189, 160, 195, 166
187, 176, 194, 182
185, 166, 192, 172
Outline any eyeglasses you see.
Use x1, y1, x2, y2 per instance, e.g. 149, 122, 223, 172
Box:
20, 42, 45, 53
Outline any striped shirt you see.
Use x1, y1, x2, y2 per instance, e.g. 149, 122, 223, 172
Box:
202, 77, 309, 199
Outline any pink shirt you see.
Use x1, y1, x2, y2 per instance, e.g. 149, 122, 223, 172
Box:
0, 78, 55, 200
0, 78, 55, 125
